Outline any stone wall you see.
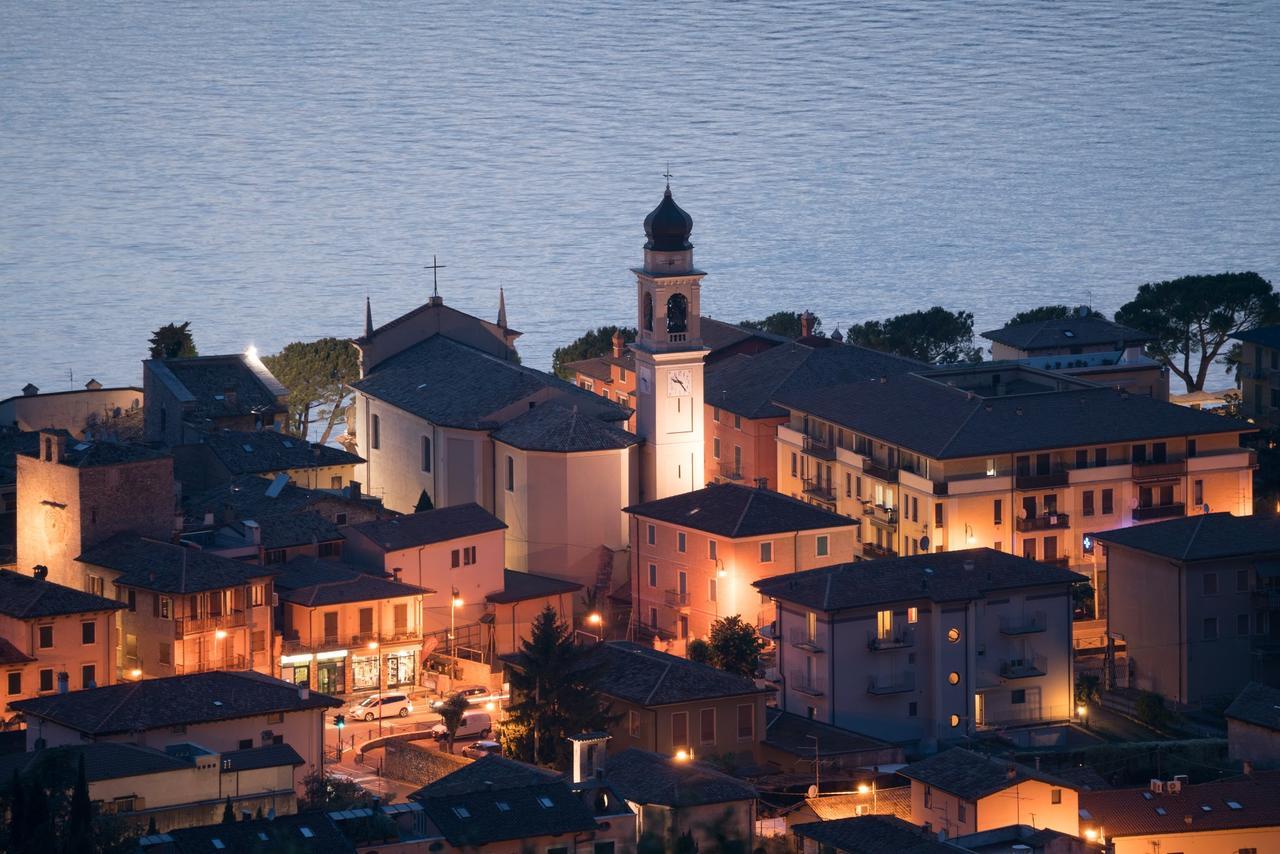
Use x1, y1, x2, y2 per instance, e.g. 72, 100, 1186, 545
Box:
383, 739, 470, 787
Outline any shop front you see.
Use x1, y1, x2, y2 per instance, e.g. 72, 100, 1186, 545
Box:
314, 650, 347, 695
385, 648, 417, 689
280, 653, 314, 687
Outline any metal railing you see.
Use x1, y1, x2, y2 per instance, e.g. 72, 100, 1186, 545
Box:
175, 610, 246, 637
999, 613, 1047, 635
802, 478, 836, 502
1132, 502, 1185, 521
803, 436, 837, 461
862, 460, 899, 483
719, 464, 745, 481
1015, 512, 1070, 533
867, 673, 915, 695
999, 654, 1048, 679
1131, 459, 1186, 480
789, 671, 827, 696
175, 654, 247, 675
863, 542, 897, 560
664, 589, 690, 608
862, 503, 898, 525
867, 627, 914, 651
788, 627, 823, 652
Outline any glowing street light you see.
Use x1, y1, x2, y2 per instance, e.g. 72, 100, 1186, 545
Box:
674, 750, 690, 762
214, 629, 227, 640
367, 640, 379, 650
129, 668, 142, 679
586, 612, 603, 627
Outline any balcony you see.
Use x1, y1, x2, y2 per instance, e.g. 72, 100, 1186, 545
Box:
175, 654, 247, 675
1131, 459, 1186, 481
789, 627, 823, 653
1014, 470, 1069, 490
862, 503, 898, 526
1000, 654, 1047, 679
1252, 588, 1280, 607
175, 610, 246, 638
790, 671, 826, 697
867, 673, 915, 695
719, 464, 745, 482
664, 589, 690, 609
802, 478, 837, 503
1132, 502, 1185, 522
862, 460, 899, 483
867, 627, 914, 651
999, 613, 1047, 636
863, 542, 897, 560
803, 436, 837, 461
1015, 512, 1070, 533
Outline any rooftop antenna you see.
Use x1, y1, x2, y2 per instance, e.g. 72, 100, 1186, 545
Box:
424, 255, 447, 300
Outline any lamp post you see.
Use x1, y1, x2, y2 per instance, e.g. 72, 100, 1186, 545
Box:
858, 777, 878, 813
577, 612, 604, 644
806, 734, 820, 796
368, 640, 382, 736
1077, 703, 1088, 730
450, 589, 463, 679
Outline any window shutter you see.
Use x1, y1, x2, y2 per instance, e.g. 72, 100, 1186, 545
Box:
152, 593, 159, 618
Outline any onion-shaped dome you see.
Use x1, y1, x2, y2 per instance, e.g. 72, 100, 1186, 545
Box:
643, 187, 693, 251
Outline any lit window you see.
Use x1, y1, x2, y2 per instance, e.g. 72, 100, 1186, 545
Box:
806, 611, 817, 642
907, 607, 918, 624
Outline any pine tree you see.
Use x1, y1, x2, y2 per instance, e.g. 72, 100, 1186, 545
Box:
8, 770, 25, 848
147, 816, 158, 836
66, 755, 92, 850
222, 795, 236, 823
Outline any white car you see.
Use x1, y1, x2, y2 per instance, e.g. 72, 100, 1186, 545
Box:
461, 739, 502, 759
429, 711, 492, 741
347, 693, 413, 721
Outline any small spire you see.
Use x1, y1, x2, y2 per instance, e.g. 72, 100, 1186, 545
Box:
497, 288, 508, 328
663, 163, 673, 192
364, 295, 373, 338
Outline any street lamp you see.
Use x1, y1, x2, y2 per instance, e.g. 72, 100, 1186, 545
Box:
450, 590, 463, 678
674, 749, 690, 762
368, 640, 382, 736
1077, 704, 1088, 729
858, 777, 878, 812
806, 734, 820, 796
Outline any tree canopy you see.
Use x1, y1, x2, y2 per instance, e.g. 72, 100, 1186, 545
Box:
738, 311, 821, 339
148, 321, 198, 359
261, 337, 360, 443
706, 615, 767, 678
1005, 305, 1103, 326
551, 326, 636, 379
437, 692, 472, 755
502, 606, 618, 769
1114, 272, 1280, 392
845, 306, 983, 364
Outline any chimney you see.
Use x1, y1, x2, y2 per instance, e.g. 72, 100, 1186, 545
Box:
298, 684, 310, 701
612, 330, 625, 359
84, 378, 102, 391
57, 671, 69, 694
33, 565, 48, 580
800, 311, 816, 338
22, 383, 39, 397
1006, 765, 1017, 780
570, 733, 609, 785
754, 477, 769, 490
244, 519, 261, 545
392, 567, 402, 582
348, 481, 362, 501
223, 386, 237, 409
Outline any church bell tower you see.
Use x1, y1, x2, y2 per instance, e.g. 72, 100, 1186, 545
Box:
632, 183, 707, 500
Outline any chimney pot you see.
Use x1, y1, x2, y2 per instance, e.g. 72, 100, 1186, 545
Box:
349, 481, 362, 501
22, 383, 39, 397
298, 684, 310, 701
754, 477, 768, 490
33, 565, 48, 580
612, 330, 625, 359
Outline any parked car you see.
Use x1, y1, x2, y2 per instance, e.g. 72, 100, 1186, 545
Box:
430, 685, 489, 709
347, 693, 413, 721
461, 740, 502, 759
429, 711, 492, 741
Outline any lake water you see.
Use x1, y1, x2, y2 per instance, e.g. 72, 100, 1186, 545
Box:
3, 1, 1278, 395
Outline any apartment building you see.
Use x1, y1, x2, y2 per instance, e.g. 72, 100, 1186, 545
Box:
0, 567, 122, 719
1233, 325, 1280, 427
626, 481, 859, 644
275, 556, 428, 695
756, 549, 1083, 747
1094, 512, 1280, 705
77, 535, 278, 679
772, 363, 1254, 590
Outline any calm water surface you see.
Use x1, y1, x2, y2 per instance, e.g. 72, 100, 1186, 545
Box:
2, 2, 1278, 393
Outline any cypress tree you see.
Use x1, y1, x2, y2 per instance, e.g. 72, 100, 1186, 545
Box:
222, 795, 235, 823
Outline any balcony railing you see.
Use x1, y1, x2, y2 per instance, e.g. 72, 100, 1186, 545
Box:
788, 627, 823, 652
175, 654, 247, 675
175, 610, 246, 638
867, 673, 915, 695
664, 589, 690, 608
1014, 470, 1069, 490
1132, 503, 1185, 522
1000, 654, 1048, 679
719, 464, 745, 482
280, 630, 420, 656
862, 460, 898, 483
803, 436, 837, 461
1252, 588, 1280, 607
862, 503, 898, 525
1131, 460, 1186, 480
802, 478, 837, 503
999, 613, 1047, 636
1015, 512, 1070, 533
790, 671, 827, 697
867, 627, 914, 651
863, 542, 897, 560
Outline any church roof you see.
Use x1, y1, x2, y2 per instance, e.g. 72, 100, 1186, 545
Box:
491, 402, 639, 453
352, 335, 628, 430
644, 187, 693, 251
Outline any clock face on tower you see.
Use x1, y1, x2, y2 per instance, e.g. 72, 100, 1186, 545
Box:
666, 369, 692, 397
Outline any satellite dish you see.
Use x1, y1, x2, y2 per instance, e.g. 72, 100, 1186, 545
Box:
919, 536, 930, 551
807, 784, 819, 798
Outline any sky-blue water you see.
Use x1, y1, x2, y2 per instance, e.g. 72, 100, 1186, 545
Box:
3, 1, 1278, 394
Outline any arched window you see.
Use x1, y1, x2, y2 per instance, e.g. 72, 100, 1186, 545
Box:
643, 292, 654, 332
666, 293, 689, 334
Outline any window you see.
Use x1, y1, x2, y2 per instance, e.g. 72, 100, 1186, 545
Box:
949, 714, 961, 728
252, 630, 266, 652
677, 531, 686, 553
734, 414, 742, 430
266, 711, 284, 724
790, 453, 797, 477
816, 535, 829, 557
759, 541, 773, 563
712, 437, 721, 459
1075, 449, 1088, 469
81, 665, 96, 689
708, 539, 718, 561
505, 455, 514, 491
924, 786, 932, 808
985, 458, 996, 477
679, 615, 689, 638
1051, 788, 1062, 805
649, 607, 658, 628
947, 627, 961, 643
359, 607, 374, 636
1102, 488, 1114, 515
993, 499, 1003, 526
81, 621, 95, 645
370, 414, 380, 449
127, 589, 136, 612
647, 563, 657, 587
934, 502, 943, 527
700, 707, 716, 744
451, 549, 461, 568
845, 472, 853, 498
1082, 490, 1095, 517
39, 669, 54, 693
38, 625, 53, 649
159, 642, 171, 665
646, 524, 656, 545
713, 407, 720, 422
1023, 538, 1037, 560
6, 673, 20, 695
1193, 479, 1204, 507
463, 546, 477, 565
1238, 569, 1250, 592
708, 578, 717, 602
671, 711, 689, 749
452, 806, 471, 819
806, 611, 818, 642
87, 575, 104, 596
1012, 689, 1026, 704
737, 703, 754, 739
594, 842, 616, 854
911, 496, 919, 522
1203, 617, 1219, 641
957, 802, 966, 822
628, 710, 640, 738
251, 585, 265, 607
264, 549, 286, 565
907, 606, 918, 623
421, 436, 432, 472
678, 570, 687, 599
1238, 614, 1250, 636
856, 476, 863, 498
876, 609, 893, 640
1204, 573, 1219, 595
908, 701, 917, 717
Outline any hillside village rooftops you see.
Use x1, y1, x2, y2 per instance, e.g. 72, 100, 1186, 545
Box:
250, 510, 343, 550
625, 481, 857, 538
347, 503, 506, 551
982, 316, 1153, 351
900, 747, 1075, 801
10, 670, 340, 735
1080, 771, 1280, 839
590, 640, 772, 706
144, 813, 353, 853
764, 708, 895, 759
0, 741, 302, 785
755, 548, 1085, 612
1094, 512, 1280, 562
492, 402, 639, 452
202, 429, 363, 475
275, 556, 431, 606
16, 430, 168, 468
604, 748, 756, 807
793, 815, 968, 853
353, 335, 627, 430
146, 353, 287, 421
183, 474, 378, 526
773, 369, 1251, 459
78, 534, 278, 593
0, 568, 125, 618
1224, 682, 1280, 731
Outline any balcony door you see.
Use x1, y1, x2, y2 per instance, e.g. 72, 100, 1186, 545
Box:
323, 612, 339, 645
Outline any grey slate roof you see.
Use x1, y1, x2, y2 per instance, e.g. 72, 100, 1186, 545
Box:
347, 503, 506, 551
604, 748, 756, 806
1225, 682, 1280, 731
755, 548, 1085, 612
0, 638, 33, 665
491, 402, 639, 452
701, 316, 790, 353
706, 339, 922, 419
157, 813, 353, 853
625, 482, 857, 538
0, 569, 124, 618
352, 335, 627, 430
899, 747, 1074, 801
486, 568, 583, 604
217, 742, 305, 772
0, 742, 190, 785
774, 373, 1251, 459
10, 671, 339, 734
764, 708, 894, 758
792, 815, 968, 853
255, 511, 343, 549
202, 429, 363, 476
1094, 512, 1280, 562
1233, 325, 1280, 349
183, 474, 379, 527
982, 316, 1153, 351
149, 354, 287, 422
275, 556, 430, 606
592, 641, 772, 706
78, 534, 277, 594
14, 431, 168, 468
